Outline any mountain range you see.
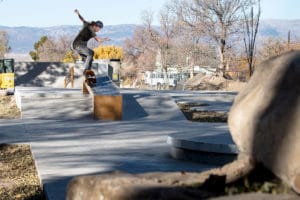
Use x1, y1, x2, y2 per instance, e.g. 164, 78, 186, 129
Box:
0, 20, 299, 53
0, 24, 137, 53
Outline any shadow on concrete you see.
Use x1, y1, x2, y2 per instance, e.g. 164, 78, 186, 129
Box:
2, 89, 239, 199
0, 117, 217, 200
24, 119, 213, 170
122, 93, 148, 120
0, 120, 28, 143
43, 176, 73, 200
15, 62, 69, 87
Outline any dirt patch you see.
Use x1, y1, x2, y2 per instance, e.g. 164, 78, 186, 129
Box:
225, 165, 291, 195
0, 144, 45, 200
184, 74, 246, 92
0, 96, 44, 199
0, 95, 21, 119
178, 103, 228, 122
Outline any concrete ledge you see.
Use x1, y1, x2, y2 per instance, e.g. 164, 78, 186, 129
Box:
15, 87, 93, 120
15, 62, 85, 88
167, 123, 238, 165
83, 75, 123, 121
170, 147, 237, 165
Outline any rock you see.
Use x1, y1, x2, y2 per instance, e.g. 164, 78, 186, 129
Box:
66, 172, 211, 200
228, 51, 300, 193
208, 193, 299, 200
66, 159, 254, 200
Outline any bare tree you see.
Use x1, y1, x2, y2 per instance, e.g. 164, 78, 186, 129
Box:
166, 0, 219, 75
143, 7, 178, 73
173, 27, 217, 77
123, 26, 157, 74
33, 35, 73, 62
123, 7, 182, 89
171, 0, 252, 76
243, 0, 260, 76
159, 6, 178, 71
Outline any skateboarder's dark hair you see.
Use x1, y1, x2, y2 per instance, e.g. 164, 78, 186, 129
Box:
91, 21, 103, 28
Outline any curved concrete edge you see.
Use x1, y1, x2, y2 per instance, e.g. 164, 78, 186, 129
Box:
170, 147, 237, 165
167, 123, 238, 164
167, 135, 238, 155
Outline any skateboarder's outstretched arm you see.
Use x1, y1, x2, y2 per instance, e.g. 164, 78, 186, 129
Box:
94, 36, 111, 43
74, 9, 111, 43
74, 9, 87, 23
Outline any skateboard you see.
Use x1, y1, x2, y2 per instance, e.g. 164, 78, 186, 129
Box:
84, 70, 96, 87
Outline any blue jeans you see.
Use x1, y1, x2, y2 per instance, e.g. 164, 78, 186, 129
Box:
74, 45, 94, 73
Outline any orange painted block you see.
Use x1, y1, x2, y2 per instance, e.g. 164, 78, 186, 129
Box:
94, 95, 122, 121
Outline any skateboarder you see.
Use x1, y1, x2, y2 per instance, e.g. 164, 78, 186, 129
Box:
72, 9, 110, 74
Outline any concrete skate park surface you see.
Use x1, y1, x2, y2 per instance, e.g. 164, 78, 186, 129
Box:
12, 87, 238, 199
4, 62, 239, 199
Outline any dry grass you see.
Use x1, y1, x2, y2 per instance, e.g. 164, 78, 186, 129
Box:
0, 95, 44, 199
0, 144, 45, 200
0, 95, 21, 119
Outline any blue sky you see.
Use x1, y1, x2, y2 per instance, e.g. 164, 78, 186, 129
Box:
0, 0, 299, 27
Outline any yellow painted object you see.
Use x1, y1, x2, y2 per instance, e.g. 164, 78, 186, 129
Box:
0, 73, 14, 89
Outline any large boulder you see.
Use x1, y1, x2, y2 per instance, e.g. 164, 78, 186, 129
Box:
66, 172, 212, 200
228, 51, 300, 193
66, 159, 254, 200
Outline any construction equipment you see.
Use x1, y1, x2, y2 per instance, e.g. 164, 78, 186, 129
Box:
0, 59, 15, 94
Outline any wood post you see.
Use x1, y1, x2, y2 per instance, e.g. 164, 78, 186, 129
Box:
64, 66, 75, 88
82, 82, 89, 95
70, 66, 74, 88
64, 78, 67, 88
82, 73, 123, 121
